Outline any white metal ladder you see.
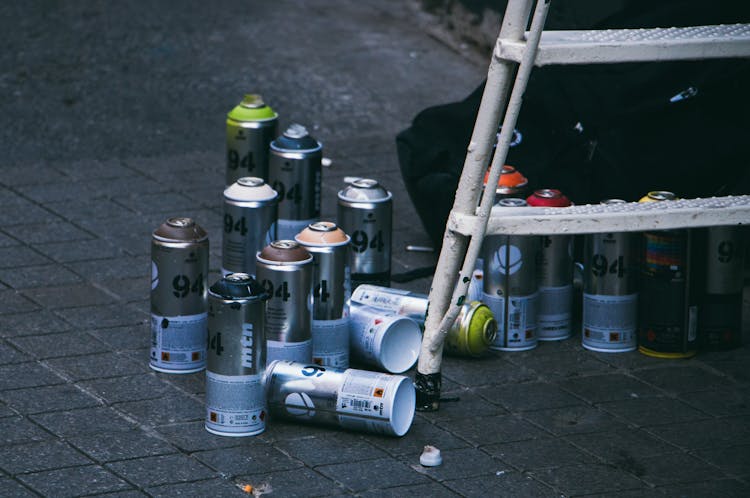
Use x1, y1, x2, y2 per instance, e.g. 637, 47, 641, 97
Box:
415, 0, 750, 411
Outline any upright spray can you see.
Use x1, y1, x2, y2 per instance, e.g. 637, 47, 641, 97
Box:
582, 199, 639, 352
295, 222, 351, 367
483, 198, 540, 351
150, 217, 209, 373
699, 226, 745, 350
206, 273, 268, 436
337, 178, 392, 289
226, 94, 278, 186
268, 124, 322, 240
222, 177, 278, 277
256, 240, 314, 363
638, 191, 699, 358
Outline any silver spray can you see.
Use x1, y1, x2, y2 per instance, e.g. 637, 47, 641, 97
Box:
483, 198, 540, 351
256, 240, 313, 363
222, 177, 278, 277
348, 305, 422, 374
226, 94, 278, 186
295, 222, 351, 368
582, 199, 639, 352
206, 273, 269, 436
265, 360, 416, 437
337, 178, 392, 289
150, 217, 209, 373
268, 124, 322, 240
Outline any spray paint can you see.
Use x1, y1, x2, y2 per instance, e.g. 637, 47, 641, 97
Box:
483, 198, 540, 351
337, 178, 392, 289
349, 285, 497, 357
348, 305, 421, 374
256, 240, 314, 363
268, 124, 322, 240
699, 226, 745, 350
222, 177, 278, 277
582, 199, 639, 352
226, 94, 278, 186
638, 191, 699, 358
150, 217, 208, 373
206, 273, 268, 436
295, 222, 351, 367
526, 189, 573, 341
265, 360, 415, 437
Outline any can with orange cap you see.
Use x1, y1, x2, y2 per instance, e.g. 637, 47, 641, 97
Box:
295, 222, 351, 367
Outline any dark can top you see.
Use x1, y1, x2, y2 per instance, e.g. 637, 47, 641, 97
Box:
270, 124, 321, 152
257, 240, 313, 264
526, 189, 571, 208
496, 198, 527, 208
209, 273, 268, 302
152, 217, 208, 243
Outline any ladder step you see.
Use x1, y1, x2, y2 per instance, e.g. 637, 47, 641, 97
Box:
496, 24, 750, 66
448, 196, 750, 236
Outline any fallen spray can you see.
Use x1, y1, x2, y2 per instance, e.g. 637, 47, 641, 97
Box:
226, 94, 278, 186
295, 221, 351, 368
268, 124, 322, 240
206, 273, 268, 436
222, 177, 278, 277
348, 305, 421, 374
150, 217, 208, 373
256, 240, 313, 363
265, 360, 415, 437
582, 199, 639, 352
349, 285, 497, 357
337, 178, 392, 289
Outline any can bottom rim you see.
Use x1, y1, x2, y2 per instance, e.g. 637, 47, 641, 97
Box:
582, 344, 637, 353
638, 346, 697, 359
149, 364, 205, 374
538, 334, 572, 341
490, 345, 537, 352
205, 425, 265, 437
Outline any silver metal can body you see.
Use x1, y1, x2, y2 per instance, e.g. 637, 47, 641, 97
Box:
482, 233, 540, 351
537, 235, 574, 340
265, 360, 416, 437
582, 231, 638, 352
349, 285, 428, 325
226, 117, 278, 186
206, 275, 267, 436
150, 221, 209, 373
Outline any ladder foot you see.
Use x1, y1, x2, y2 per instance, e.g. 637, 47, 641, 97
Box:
415, 372, 442, 412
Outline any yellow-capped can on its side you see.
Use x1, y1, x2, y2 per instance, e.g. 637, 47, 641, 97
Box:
446, 301, 497, 357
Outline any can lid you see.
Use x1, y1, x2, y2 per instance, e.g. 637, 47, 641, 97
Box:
495, 198, 527, 208
153, 217, 208, 243
257, 240, 313, 265
484, 165, 528, 191
295, 221, 350, 247
227, 94, 278, 122
338, 178, 392, 203
224, 177, 278, 202
270, 124, 322, 152
601, 198, 627, 205
527, 189, 571, 207
463, 302, 497, 356
640, 190, 678, 202
209, 272, 268, 301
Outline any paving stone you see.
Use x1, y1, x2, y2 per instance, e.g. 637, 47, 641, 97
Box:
115, 191, 198, 215
0, 247, 51, 270
531, 463, 646, 496
31, 406, 137, 437
646, 417, 750, 451
0, 362, 64, 391
440, 354, 538, 387
0, 440, 92, 474
46, 351, 149, 381
0, 341, 30, 365
0, 230, 20, 247
0, 384, 100, 414
409, 447, 505, 482
80, 373, 176, 404
557, 373, 662, 403
588, 350, 672, 371
633, 365, 734, 394
581, 487, 667, 498
234, 467, 344, 497
0, 264, 83, 289
195, 444, 303, 477
18, 464, 131, 497
436, 414, 547, 447
0, 478, 38, 497
56, 158, 138, 181
0, 416, 54, 445
522, 405, 629, 436
116, 393, 204, 426
564, 429, 680, 463
476, 382, 586, 413
68, 429, 177, 463
358, 482, 458, 497
55, 303, 147, 329
163, 371, 206, 394
633, 452, 726, 486
443, 470, 557, 498
694, 445, 750, 478
107, 454, 216, 488
483, 437, 597, 471
9, 330, 110, 359
45, 197, 136, 221
155, 421, 244, 453
97, 276, 149, 303
367, 418, 471, 457
147, 478, 249, 498
4, 221, 93, 244
317, 457, 430, 492
656, 479, 750, 498
0, 310, 71, 338
0, 401, 15, 418
88, 324, 151, 351
93, 491, 149, 498
418, 388, 508, 422
679, 387, 750, 417
0, 201, 59, 227
275, 432, 386, 467
508, 349, 615, 380
0, 290, 40, 315
33, 238, 124, 263
0, 187, 26, 206
67, 256, 149, 280
22, 283, 116, 309
0, 165, 69, 187
598, 397, 709, 427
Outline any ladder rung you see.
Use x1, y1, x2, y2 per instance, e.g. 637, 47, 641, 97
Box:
496, 24, 750, 66
448, 196, 750, 236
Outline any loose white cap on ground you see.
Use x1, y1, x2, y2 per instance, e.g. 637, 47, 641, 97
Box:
420, 445, 442, 466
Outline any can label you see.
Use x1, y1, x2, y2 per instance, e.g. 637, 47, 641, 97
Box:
205, 372, 265, 435
467, 269, 484, 304
483, 292, 538, 351
537, 284, 572, 340
267, 339, 313, 363
336, 369, 396, 435
277, 217, 317, 241
150, 313, 207, 371
348, 313, 384, 364
312, 317, 350, 368
582, 293, 637, 351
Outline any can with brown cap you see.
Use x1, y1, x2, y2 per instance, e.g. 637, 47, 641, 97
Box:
150, 217, 209, 373
256, 240, 314, 363
295, 222, 351, 367
226, 94, 278, 186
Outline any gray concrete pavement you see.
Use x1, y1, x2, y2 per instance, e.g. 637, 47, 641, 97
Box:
1, 1, 749, 496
